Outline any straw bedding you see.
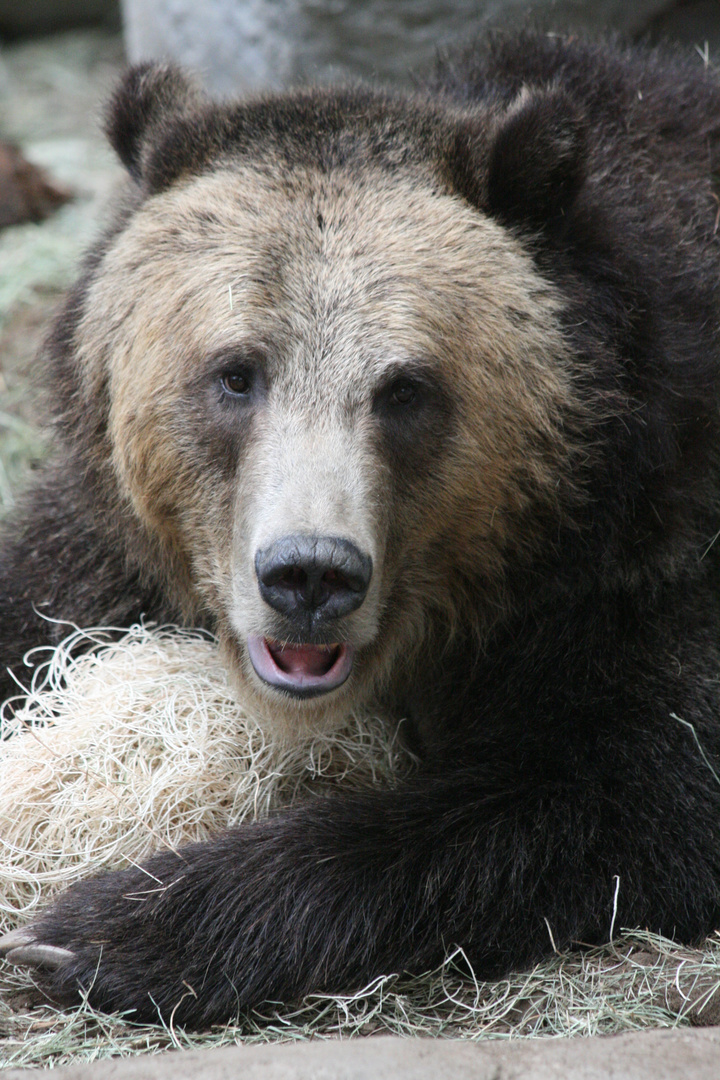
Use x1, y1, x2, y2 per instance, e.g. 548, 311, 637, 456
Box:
1, 625, 719, 1068
0, 624, 411, 934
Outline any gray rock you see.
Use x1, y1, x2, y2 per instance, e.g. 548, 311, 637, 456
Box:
647, 0, 720, 53
0, 0, 119, 37
121, 0, 674, 93
5, 1028, 720, 1080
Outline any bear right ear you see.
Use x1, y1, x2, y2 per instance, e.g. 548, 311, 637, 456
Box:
105, 63, 205, 184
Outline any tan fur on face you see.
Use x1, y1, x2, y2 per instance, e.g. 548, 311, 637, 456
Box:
71, 160, 578, 734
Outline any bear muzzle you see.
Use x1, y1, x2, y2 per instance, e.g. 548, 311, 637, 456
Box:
249, 534, 372, 696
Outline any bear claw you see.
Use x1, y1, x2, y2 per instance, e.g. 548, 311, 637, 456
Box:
0, 928, 74, 969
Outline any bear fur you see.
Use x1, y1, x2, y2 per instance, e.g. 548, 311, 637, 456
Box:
3, 32, 720, 1026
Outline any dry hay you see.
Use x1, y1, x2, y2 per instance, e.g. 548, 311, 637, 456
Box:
0, 624, 411, 934
1, 625, 720, 1069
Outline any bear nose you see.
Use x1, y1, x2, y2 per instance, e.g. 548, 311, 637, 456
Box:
255, 535, 372, 621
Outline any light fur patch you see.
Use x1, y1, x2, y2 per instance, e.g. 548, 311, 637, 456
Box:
71, 162, 578, 735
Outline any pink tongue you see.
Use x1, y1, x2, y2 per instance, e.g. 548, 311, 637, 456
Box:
268, 642, 339, 678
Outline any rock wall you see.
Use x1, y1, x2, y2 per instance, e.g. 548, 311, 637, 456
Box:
0, 0, 119, 37
121, 0, 678, 92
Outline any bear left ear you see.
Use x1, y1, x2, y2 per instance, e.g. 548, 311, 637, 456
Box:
450, 86, 587, 229
485, 87, 587, 227
105, 62, 206, 186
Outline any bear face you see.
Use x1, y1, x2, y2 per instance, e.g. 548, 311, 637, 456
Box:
73, 108, 578, 732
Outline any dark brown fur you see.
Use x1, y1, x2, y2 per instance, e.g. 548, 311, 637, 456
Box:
2, 33, 720, 1027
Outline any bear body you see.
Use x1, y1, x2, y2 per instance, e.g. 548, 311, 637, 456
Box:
3, 34, 720, 1025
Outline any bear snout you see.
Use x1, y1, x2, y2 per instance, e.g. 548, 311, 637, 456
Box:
247, 535, 372, 696
254, 535, 372, 624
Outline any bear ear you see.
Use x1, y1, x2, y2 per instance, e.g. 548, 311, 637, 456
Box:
449, 86, 586, 229
485, 86, 587, 227
105, 62, 205, 184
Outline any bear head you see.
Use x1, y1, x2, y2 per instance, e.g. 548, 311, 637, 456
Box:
57, 64, 589, 736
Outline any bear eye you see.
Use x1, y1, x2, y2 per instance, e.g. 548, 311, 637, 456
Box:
221, 370, 252, 396
389, 380, 417, 406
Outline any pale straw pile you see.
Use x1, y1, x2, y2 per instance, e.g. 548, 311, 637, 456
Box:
0, 623, 411, 935
0, 625, 719, 1069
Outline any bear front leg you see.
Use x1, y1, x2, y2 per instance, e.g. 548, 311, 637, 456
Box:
3, 763, 713, 1028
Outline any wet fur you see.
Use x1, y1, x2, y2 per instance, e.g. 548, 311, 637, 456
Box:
3, 33, 720, 1025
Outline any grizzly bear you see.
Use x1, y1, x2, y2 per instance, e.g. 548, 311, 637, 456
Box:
2, 32, 720, 1027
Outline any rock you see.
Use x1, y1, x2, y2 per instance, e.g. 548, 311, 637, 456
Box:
0, 0, 119, 37
120, 0, 674, 93
5, 1029, 720, 1080
646, 1, 720, 53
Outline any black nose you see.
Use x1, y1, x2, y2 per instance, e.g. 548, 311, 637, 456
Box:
255, 535, 372, 621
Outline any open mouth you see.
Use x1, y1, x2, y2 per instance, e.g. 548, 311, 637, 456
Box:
246, 635, 355, 697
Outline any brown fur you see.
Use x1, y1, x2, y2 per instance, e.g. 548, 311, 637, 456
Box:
7, 39, 720, 1027
71, 164, 579, 730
